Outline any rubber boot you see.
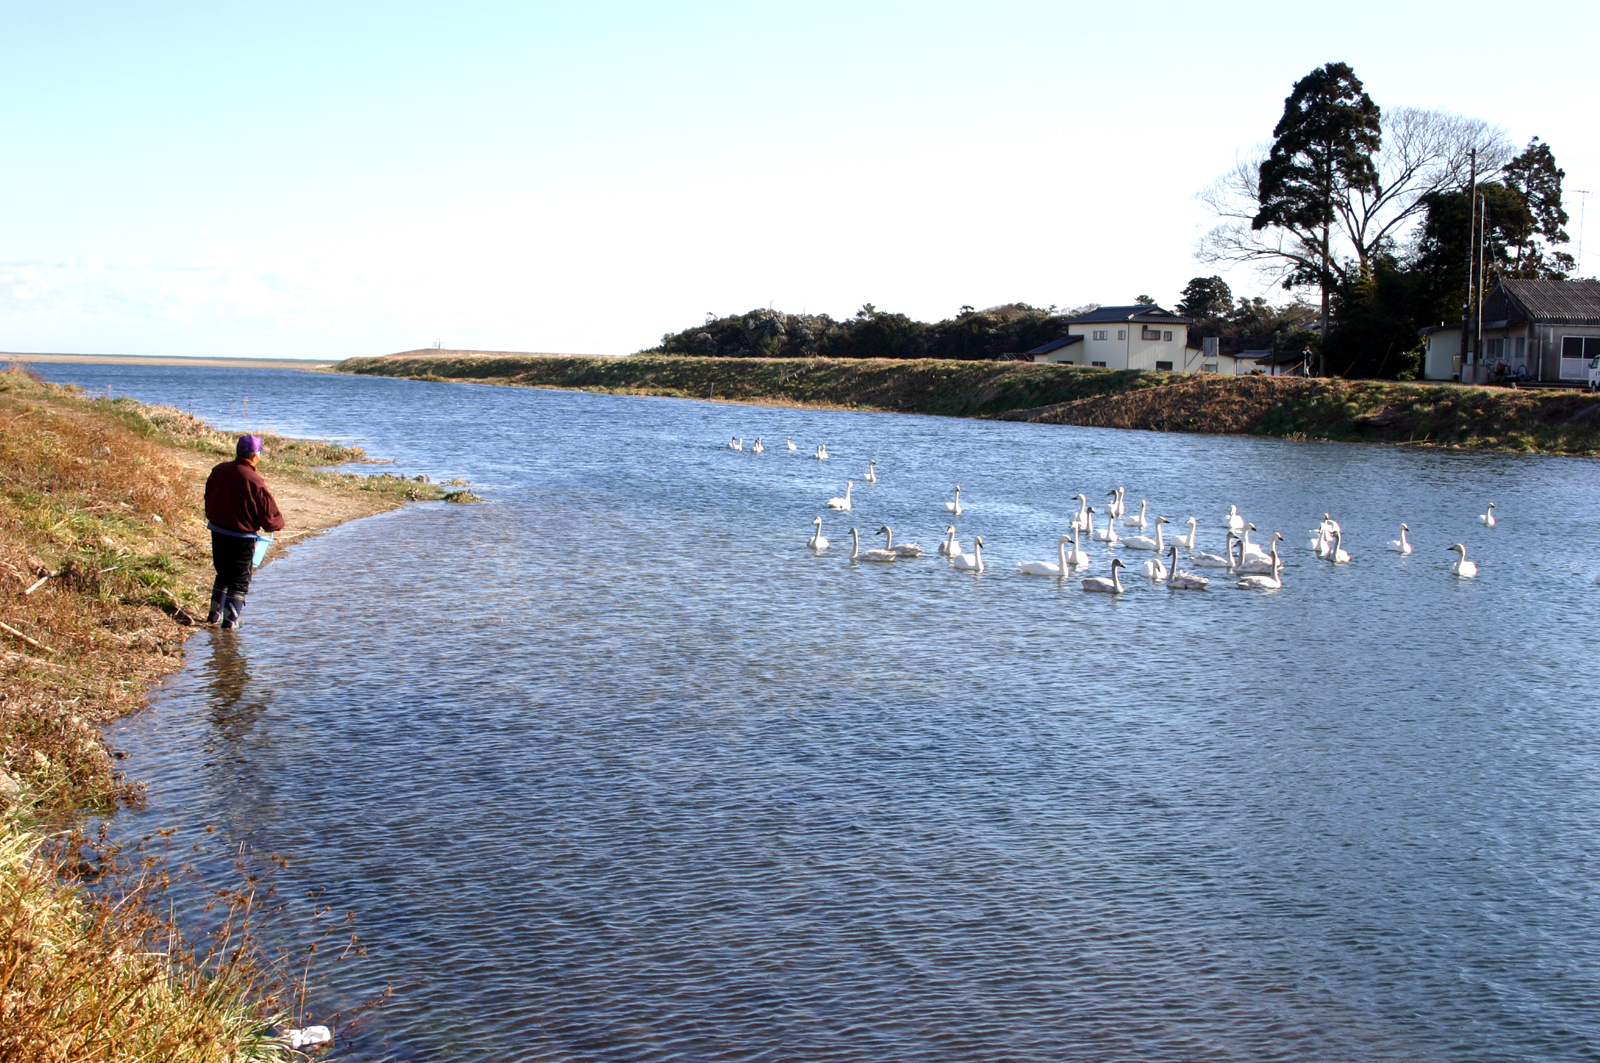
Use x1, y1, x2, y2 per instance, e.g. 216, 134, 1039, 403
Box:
205, 581, 227, 625
220, 593, 247, 630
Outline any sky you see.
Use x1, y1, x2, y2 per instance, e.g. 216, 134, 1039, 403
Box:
2, 1, 1597, 359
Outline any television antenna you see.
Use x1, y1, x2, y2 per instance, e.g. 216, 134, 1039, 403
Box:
1574, 190, 1591, 278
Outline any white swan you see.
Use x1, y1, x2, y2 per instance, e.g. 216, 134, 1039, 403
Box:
1140, 551, 1168, 580
938, 525, 961, 558
1109, 487, 1127, 521
878, 525, 923, 558
729, 437, 743, 451
1387, 523, 1412, 554
1327, 528, 1351, 564
1175, 517, 1198, 552
951, 535, 985, 573
807, 516, 829, 551
848, 526, 897, 563
1019, 535, 1071, 577
945, 485, 964, 515
1479, 502, 1496, 526
1121, 516, 1167, 552
1164, 546, 1210, 590
827, 481, 853, 510
1070, 493, 1090, 533
1239, 523, 1272, 563
1236, 544, 1283, 589
786, 436, 797, 451
1223, 504, 1245, 533
1091, 508, 1120, 545
1448, 542, 1478, 577
1308, 525, 1331, 557
815, 444, 829, 461
1237, 532, 1284, 573
1190, 533, 1236, 568
863, 459, 878, 484
1123, 499, 1149, 529
1065, 526, 1090, 568
1081, 557, 1126, 594
751, 437, 764, 453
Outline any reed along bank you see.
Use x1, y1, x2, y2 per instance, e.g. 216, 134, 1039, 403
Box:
336, 351, 1600, 457
0, 364, 442, 1060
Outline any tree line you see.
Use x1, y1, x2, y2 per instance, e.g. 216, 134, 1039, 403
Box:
1197, 61, 1573, 378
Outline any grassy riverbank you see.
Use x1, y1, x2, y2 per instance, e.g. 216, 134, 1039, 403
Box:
0, 364, 441, 1059
336, 352, 1600, 456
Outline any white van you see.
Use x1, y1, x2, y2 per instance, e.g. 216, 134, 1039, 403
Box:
1589, 355, 1600, 391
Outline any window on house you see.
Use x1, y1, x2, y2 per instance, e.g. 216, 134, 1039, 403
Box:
1091, 361, 1107, 367
1155, 360, 1173, 371
1163, 331, 1173, 342
1486, 338, 1503, 358
1202, 362, 1218, 373
1142, 327, 1161, 340
1515, 336, 1525, 358
1092, 330, 1108, 341
1117, 330, 1127, 340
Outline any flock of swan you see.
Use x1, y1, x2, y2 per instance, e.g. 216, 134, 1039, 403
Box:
733, 435, 1511, 594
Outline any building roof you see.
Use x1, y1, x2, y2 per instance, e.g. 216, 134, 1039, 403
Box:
1063, 304, 1194, 325
1492, 279, 1600, 326
1024, 335, 1084, 356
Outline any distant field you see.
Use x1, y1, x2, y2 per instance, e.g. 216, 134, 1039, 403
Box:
4, 352, 335, 370
336, 351, 1600, 456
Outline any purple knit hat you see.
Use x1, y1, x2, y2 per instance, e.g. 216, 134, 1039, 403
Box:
236, 434, 263, 458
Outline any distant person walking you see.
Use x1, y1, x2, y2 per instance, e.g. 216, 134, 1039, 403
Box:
204, 434, 285, 629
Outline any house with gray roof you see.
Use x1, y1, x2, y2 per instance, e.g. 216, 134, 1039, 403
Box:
1025, 304, 1205, 372
1421, 278, 1600, 383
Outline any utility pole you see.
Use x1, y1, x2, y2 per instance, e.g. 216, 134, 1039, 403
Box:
1458, 149, 1477, 381
1575, 189, 1592, 278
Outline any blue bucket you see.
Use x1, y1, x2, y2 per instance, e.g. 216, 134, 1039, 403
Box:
251, 533, 273, 568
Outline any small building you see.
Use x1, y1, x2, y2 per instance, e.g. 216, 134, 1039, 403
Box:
1421, 278, 1600, 384
1026, 304, 1195, 372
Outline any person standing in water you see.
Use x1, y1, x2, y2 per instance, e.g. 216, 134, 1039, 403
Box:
204, 434, 285, 629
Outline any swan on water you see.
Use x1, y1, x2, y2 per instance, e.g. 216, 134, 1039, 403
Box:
1081, 557, 1126, 594
1110, 487, 1127, 521
1236, 549, 1284, 590
1065, 526, 1090, 568
1237, 533, 1284, 574
1327, 528, 1351, 564
945, 485, 964, 515
1239, 523, 1272, 563
1121, 516, 1168, 552
729, 437, 743, 451
1164, 546, 1210, 590
1387, 524, 1412, 554
1140, 551, 1168, 580
1448, 542, 1478, 577
750, 437, 764, 453
1019, 535, 1071, 577
1174, 517, 1198, 552
1123, 499, 1149, 529
1223, 504, 1245, 533
1190, 532, 1236, 568
848, 527, 898, 563
938, 525, 961, 558
1091, 507, 1120, 544
864, 459, 878, 484
1070, 494, 1091, 532
807, 516, 829, 551
827, 481, 854, 510
786, 436, 798, 451
878, 525, 924, 558
951, 535, 985, 573
1479, 502, 1496, 526
815, 444, 829, 460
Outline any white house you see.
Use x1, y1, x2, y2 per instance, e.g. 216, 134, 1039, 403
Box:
1026, 304, 1204, 372
1421, 278, 1600, 384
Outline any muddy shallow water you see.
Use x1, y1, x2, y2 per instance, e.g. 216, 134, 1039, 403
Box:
41, 363, 1600, 1062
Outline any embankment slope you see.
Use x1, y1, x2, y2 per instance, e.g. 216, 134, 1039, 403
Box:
338, 352, 1600, 456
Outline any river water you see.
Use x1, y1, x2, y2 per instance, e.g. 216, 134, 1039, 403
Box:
34, 364, 1600, 1061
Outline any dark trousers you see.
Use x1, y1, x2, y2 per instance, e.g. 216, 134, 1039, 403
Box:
210, 531, 255, 616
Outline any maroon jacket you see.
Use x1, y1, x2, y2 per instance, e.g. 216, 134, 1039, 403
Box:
205, 460, 286, 535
